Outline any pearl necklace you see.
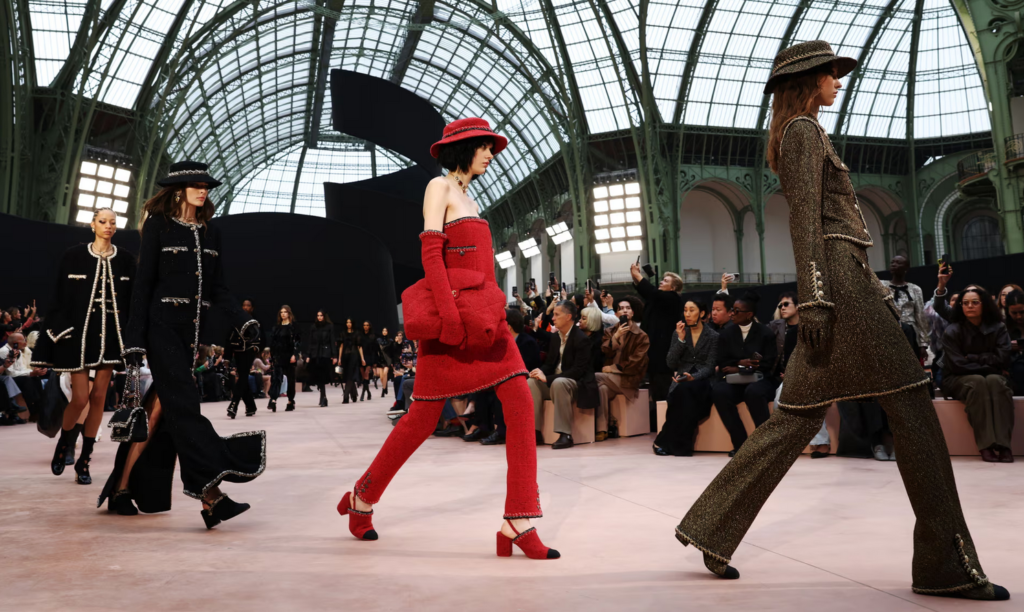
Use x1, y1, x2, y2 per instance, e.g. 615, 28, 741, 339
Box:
449, 173, 469, 194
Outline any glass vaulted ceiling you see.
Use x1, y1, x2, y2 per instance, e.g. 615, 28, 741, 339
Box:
29, 0, 990, 216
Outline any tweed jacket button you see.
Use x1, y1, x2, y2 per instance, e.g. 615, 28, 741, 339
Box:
193, 319, 197, 323
195, 271, 200, 276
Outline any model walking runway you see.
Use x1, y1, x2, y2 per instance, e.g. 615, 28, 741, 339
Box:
338, 118, 558, 559
97, 161, 266, 528
674, 41, 1008, 601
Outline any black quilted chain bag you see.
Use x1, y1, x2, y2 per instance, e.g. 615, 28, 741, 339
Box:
109, 365, 148, 443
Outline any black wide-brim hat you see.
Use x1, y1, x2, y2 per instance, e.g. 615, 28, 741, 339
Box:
156, 161, 222, 189
764, 40, 857, 95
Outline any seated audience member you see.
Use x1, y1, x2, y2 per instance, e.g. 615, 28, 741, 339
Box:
880, 255, 929, 361
941, 286, 1014, 463
11, 331, 48, 419
653, 300, 719, 456
1006, 290, 1024, 395
251, 347, 272, 398
595, 296, 649, 441
998, 283, 1023, 311
708, 294, 733, 332
630, 263, 684, 403
583, 288, 619, 328
528, 300, 598, 449
0, 333, 31, 424
770, 294, 830, 457
710, 292, 778, 455
471, 309, 543, 445
579, 305, 607, 376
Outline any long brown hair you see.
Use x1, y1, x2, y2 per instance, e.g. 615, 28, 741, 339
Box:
277, 305, 295, 325
766, 66, 835, 173
138, 185, 216, 234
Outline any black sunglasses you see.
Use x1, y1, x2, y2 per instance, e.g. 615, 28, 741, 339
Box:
778, 301, 792, 309
731, 308, 752, 314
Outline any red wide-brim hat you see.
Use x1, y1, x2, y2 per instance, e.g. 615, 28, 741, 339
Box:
430, 117, 508, 159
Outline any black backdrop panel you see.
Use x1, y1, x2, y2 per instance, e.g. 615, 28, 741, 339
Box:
0, 212, 398, 342
330, 69, 446, 171
324, 166, 432, 272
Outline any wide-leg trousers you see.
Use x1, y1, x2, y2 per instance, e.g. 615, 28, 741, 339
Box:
676, 385, 991, 594
143, 323, 265, 500
354, 375, 542, 519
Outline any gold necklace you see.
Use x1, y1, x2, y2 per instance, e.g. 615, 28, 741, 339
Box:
449, 173, 468, 194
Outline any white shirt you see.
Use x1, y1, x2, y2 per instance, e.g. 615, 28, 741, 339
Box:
739, 322, 752, 341
555, 328, 569, 375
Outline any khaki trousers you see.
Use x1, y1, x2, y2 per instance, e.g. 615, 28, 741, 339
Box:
528, 377, 577, 436
595, 372, 637, 433
943, 373, 1015, 450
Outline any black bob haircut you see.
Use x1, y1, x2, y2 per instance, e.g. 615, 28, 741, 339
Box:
436, 136, 496, 175
951, 285, 1002, 326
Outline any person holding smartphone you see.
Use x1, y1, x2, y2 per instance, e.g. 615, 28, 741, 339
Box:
593, 295, 649, 440
654, 300, 719, 456
629, 261, 684, 403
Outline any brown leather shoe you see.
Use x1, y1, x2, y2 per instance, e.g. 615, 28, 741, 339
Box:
999, 448, 1015, 463
980, 448, 999, 462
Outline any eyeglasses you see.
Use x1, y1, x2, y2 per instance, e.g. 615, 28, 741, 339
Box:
731, 308, 752, 314
777, 301, 792, 309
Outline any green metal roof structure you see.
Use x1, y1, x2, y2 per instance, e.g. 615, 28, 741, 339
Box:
3, 0, 1017, 277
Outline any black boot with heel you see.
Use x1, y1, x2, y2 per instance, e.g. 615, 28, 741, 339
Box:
74, 436, 95, 485
51, 425, 81, 476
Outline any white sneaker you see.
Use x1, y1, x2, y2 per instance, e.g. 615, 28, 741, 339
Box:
873, 444, 889, 461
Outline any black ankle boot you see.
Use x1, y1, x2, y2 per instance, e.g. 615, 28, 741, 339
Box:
227, 397, 240, 419
74, 436, 96, 485
320, 388, 327, 407
268, 399, 277, 412
51, 427, 77, 476
201, 494, 251, 529
109, 489, 138, 516
285, 400, 295, 412
243, 397, 257, 417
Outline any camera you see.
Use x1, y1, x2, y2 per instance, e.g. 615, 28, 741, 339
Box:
619, 315, 629, 326
512, 286, 518, 296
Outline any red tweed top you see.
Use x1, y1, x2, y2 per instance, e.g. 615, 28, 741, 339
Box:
410, 217, 527, 401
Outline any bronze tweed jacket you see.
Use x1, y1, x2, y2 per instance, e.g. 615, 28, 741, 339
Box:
775, 116, 929, 409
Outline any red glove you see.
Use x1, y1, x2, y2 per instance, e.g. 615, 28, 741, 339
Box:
420, 231, 465, 347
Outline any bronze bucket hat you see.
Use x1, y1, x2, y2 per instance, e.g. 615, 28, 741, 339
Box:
764, 40, 857, 95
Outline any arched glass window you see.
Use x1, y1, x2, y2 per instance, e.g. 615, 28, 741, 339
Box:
961, 216, 1004, 260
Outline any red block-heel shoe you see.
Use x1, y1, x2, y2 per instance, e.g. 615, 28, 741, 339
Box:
496, 520, 560, 559
337, 491, 378, 540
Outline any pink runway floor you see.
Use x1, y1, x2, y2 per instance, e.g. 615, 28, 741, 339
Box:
1, 385, 1021, 611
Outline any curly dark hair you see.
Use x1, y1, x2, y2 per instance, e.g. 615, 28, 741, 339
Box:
436, 135, 496, 175
616, 294, 645, 324
951, 285, 1002, 326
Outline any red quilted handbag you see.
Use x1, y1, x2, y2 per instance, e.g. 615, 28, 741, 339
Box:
402, 268, 508, 350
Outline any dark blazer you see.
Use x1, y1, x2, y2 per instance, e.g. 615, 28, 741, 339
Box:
541, 326, 598, 409
715, 321, 777, 378
124, 215, 251, 353
666, 325, 719, 382
31, 243, 135, 371
514, 332, 542, 372
942, 321, 1011, 377
633, 277, 682, 374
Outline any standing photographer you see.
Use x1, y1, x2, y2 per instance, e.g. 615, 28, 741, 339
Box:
630, 262, 683, 403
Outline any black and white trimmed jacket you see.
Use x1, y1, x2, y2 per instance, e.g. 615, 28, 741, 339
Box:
31, 243, 135, 372
122, 215, 255, 358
